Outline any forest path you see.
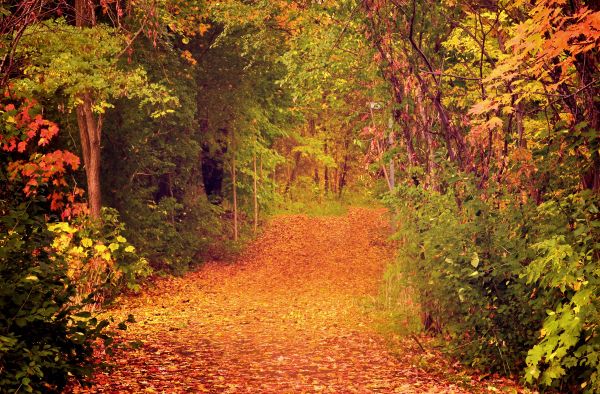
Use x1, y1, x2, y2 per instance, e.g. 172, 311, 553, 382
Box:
80, 208, 516, 393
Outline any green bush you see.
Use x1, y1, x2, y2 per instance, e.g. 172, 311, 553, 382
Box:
387, 183, 600, 391
0, 193, 113, 393
524, 191, 600, 392
121, 196, 224, 274
387, 182, 547, 374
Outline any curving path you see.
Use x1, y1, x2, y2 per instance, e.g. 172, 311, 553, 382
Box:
76, 208, 522, 393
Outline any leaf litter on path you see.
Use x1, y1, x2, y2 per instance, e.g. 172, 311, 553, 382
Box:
72, 208, 529, 393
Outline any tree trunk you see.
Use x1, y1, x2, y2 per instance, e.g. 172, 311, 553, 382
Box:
338, 154, 349, 198
284, 151, 301, 197
253, 151, 258, 234
232, 132, 238, 241
388, 129, 395, 190
75, 0, 96, 27
76, 92, 102, 219
75, 0, 102, 219
324, 142, 329, 194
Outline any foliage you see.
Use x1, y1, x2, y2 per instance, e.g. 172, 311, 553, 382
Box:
0, 193, 113, 393
99, 35, 227, 273
0, 97, 118, 392
524, 191, 600, 392
392, 185, 600, 391
47, 208, 151, 302
122, 197, 224, 274
14, 18, 176, 117
0, 97, 83, 218
387, 181, 546, 374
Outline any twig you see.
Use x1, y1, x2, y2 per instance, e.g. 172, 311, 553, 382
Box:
419, 70, 482, 81
411, 333, 427, 352
116, 24, 145, 60
326, 3, 361, 58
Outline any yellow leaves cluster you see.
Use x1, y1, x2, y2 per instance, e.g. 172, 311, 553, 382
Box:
47, 222, 135, 281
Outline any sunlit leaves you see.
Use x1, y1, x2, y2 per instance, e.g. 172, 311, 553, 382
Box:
14, 18, 178, 117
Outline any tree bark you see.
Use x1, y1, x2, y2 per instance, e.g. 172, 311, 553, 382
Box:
232, 131, 238, 241
338, 132, 350, 197
323, 141, 329, 193
253, 151, 258, 234
284, 151, 301, 197
75, 0, 96, 27
75, 0, 102, 219
76, 92, 102, 219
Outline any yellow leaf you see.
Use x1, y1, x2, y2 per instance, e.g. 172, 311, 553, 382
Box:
69, 246, 84, 255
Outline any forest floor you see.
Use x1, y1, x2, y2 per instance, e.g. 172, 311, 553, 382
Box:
75, 207, 528, 393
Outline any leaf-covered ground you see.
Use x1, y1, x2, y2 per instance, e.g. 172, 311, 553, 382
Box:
74, 208, 526, 393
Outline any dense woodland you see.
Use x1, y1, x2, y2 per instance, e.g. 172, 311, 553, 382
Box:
0, 0, 599, 392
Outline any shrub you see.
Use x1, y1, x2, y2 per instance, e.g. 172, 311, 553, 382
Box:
47, 207, 151, 305
387, 183, 600, 391
0, 193, 112, 393
387, 182, 547, 374
122, 196, 224, 274
524, 191, 600, 392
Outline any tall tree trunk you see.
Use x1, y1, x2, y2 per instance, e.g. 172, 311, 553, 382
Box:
232, 131, 238, 241
388, 128, 395, 190
324, 141, 329, 194
259, 154, 263, 180
338, 132, 351, 197
574, 51, 600, 192
284, 151, 301, 197
75, 0, 102, 218
253, 151, 258, 234
76, 92, 102, 219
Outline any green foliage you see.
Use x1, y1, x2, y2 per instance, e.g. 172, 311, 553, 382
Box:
0, 185, 113, 393
524, 191, 600, 392
387, 181, 547, 374
15, 18, 176, 117
386, 181, 600, 391
99, 36, 229, 274
123, 197, 224, 274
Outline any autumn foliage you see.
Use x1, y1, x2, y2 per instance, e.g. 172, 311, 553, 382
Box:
1, 0, 599, 392
1, 96, 85, 219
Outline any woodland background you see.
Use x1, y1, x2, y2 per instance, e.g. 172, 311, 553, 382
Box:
0, 0, 599, 392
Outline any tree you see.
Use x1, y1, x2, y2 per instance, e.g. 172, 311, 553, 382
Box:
14, 18, 175, 219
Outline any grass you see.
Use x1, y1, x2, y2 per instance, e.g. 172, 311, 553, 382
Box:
367, 258, 423, 336
272, 191, 381, 217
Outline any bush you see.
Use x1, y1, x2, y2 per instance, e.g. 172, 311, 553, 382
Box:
0, 193, 113, 393
387, 183, 600, 391
387, 181, 547, 374
524, 191, 600, 392
47, 207, 151, 305
122, 197, 224, 274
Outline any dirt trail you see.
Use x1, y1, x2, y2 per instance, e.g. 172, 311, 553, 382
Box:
79, 208, 519, 393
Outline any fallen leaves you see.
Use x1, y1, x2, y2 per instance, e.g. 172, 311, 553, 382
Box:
71, 208, 528, 393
